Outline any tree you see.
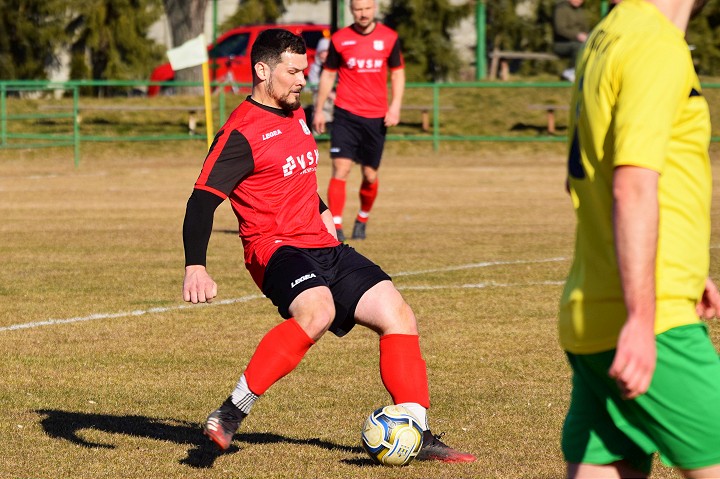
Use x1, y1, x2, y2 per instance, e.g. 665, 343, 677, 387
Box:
484, 0, 601, 76
0, 0, 67, 79
384, 0, 472, 82
688, 0, 720, 76
219, 0, 285, 31
162, 0, 209, 93
67, 0, 165, 95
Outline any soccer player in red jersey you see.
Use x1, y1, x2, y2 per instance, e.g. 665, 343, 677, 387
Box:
311, 0, 405, 241
181, 28, 474, 463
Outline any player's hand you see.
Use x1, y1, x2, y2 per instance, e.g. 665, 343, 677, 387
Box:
608, 317, 656, 400
183, 265, 218, 304
312, 110, 326, 134
384, 108, 400, 127
696, 276, 720, 320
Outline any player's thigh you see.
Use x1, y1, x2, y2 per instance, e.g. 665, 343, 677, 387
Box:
262, 246, 332, 319
562, 352, 654, 474
288, 285, 335, 340
330, 107, 362, 162
354, 280, 418, 336
357, 117, 386, 170
641, 324, 720, 470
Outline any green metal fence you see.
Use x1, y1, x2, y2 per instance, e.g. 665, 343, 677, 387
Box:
2, 79, 719, 166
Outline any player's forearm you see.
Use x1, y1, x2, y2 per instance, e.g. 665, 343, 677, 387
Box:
314, 70, 336, 110
183, 189, 223, 266
613, 166, 659, 325
320, 209, 337, 238
389, 69, 405, 113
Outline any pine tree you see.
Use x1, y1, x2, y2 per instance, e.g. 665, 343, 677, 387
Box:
0, 0, 67, 79
219, 0, 285, 31
67, 0, 165, 96
688, 0, 720, 76
383, 0, 471, 81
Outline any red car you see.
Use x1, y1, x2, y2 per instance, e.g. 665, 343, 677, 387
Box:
148, 23, 331, 96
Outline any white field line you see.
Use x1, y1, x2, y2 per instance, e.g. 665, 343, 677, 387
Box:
0, 257, 568, 333
0, 294, 265, 332
399, 280, 565, 291
391, 257, 567, 277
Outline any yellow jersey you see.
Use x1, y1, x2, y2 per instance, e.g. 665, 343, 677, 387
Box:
559, 0, 711, 354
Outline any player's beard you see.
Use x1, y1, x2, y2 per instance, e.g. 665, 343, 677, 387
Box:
267, 74, 302, 112
356, 16, 374, 31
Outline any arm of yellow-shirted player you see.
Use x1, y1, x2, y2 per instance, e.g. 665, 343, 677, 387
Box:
609, 166, 659, 400
608, 37, 689, 399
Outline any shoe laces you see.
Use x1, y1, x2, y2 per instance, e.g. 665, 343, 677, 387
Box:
426, 431, 448, 448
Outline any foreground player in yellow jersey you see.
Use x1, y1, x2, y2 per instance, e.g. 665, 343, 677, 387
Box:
559, 0, 720, 477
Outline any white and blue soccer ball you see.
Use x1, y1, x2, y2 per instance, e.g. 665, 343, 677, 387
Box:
361, 405, 424, 466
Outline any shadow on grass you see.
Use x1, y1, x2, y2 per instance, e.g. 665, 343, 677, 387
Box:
36, 409, 364, 469
510, 122, 567, 135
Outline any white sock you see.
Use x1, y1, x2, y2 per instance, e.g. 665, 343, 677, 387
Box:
230, 374, 259, 415
397, 402, 428, 431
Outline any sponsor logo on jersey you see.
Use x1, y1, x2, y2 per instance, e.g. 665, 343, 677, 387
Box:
373, 40, 384, 51
282, 148, 320, 177
262, 129, 282, 140
341, 40, 357, 46
346, 57, 384, 71
299, 119, 311, 135
291, 273, 316, 288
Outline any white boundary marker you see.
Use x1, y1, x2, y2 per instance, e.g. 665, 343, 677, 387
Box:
0, 258, 568, 333
0, 294, 264, 332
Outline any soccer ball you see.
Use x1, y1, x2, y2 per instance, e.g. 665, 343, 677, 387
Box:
360, 405, 424, 466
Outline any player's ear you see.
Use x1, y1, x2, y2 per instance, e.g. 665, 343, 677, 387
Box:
254, 61, 270, 81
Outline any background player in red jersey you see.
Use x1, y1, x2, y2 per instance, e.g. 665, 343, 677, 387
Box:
311, 0, 405, 241
181, 28, 474, 463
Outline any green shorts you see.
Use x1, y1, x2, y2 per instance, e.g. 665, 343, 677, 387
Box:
562, 323, 720, 473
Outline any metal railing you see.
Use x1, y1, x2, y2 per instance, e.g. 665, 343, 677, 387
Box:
2, 79, 718, 165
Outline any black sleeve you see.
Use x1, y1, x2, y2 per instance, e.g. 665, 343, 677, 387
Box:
324, 40, 341, 70
388, 38, 403, 69
183, 189, 225, 266
318, 194, 328, 214
203, 129, 255, 197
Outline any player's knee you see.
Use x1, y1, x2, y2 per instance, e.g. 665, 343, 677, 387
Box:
295, 306, 335, 341
377, 301, 418, 336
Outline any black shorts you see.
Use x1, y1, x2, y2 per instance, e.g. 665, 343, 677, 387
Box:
261, 244, 391, 337
329, 106, 387, 169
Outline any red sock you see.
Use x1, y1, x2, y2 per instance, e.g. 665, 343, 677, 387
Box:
327, 178, 346, 229
357, 179, 379, 223
379, 334, 430, 408
244, 318, 315, 396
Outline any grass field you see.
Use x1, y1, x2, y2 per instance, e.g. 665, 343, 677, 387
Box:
1, 139, 719, 478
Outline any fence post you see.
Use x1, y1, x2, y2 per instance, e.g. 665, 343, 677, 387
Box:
1, 83, 6, 147
73, 85, 80, 167
219, 88, 226, 126
432, 83, 440, 151
476, 2, 487, 80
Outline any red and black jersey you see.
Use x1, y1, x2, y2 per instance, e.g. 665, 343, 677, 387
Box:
324, 23, 404, 118
193, 97, 340, 287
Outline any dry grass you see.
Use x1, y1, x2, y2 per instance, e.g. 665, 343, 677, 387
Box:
1, 140, 719, 478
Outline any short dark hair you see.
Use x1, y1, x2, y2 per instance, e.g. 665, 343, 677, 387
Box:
251, 29, 307, 69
